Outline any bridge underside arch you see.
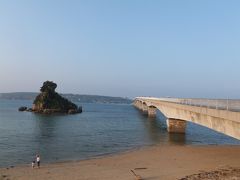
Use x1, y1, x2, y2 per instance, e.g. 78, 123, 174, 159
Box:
137, 102, 187, 133
147, 105, 157, 118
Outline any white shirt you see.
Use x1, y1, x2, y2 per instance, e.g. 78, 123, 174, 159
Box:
36, 157, 40, 162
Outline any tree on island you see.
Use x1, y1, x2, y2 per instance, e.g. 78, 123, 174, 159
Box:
31, 81, 82, 114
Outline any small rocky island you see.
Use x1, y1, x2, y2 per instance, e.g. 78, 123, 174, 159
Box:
19, 81, 82, 114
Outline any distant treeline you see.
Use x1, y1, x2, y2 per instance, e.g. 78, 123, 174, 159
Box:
0, 92, 132, 104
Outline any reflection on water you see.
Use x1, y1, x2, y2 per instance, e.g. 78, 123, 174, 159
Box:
168, 133, 186, 145
0, 100, 239, 167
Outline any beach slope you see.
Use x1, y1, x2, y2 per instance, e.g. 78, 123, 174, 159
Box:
0, 145, 240, 180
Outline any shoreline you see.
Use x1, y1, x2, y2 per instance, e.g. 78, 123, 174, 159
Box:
2, 143, 238, 169
2, 143, 239, 169
1, 144, 240, 180
0, 144, 151, 168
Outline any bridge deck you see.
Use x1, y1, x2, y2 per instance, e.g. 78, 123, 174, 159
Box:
136, 97, 240, 112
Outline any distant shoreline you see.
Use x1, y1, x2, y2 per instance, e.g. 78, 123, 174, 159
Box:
0, 144, 240, 180
0, 92, 132, 104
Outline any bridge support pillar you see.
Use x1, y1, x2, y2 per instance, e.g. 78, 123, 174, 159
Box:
167, 118, 187, 133
148, 106, 157, 118
142, 103, 148, 114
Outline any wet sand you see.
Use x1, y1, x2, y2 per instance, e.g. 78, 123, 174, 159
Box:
0, 145, 240, 180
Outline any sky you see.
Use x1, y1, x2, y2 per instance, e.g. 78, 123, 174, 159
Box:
0, 0, 240, 98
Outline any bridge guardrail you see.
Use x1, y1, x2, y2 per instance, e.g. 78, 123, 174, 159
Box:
137, 97, 240, 112
165, 98, 240, 112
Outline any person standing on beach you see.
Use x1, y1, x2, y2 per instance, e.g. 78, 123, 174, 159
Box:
36, 155, 40, 168
31, 160, 35, 169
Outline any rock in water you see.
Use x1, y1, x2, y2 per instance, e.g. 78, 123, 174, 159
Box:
32, 81, 82, 114
18, 106, 27, 111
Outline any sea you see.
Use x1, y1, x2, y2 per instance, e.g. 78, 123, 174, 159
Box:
0, 99, 239, 167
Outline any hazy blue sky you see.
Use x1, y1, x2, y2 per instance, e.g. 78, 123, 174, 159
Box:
0, 0, 240, 98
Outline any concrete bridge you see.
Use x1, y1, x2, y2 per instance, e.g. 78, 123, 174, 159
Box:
133, 97, 240, 140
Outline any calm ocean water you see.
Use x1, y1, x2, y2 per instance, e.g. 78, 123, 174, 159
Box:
0, 100, 239, 167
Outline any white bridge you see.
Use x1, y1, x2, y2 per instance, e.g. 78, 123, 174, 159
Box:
133, 97, 240, 140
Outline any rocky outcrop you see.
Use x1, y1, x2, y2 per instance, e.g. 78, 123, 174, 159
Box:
31, 81, 82, 114
18, 106, 27, 111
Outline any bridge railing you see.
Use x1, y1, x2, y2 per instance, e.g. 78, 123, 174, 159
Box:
165, 98, 240, 112
137, 97, 240, 112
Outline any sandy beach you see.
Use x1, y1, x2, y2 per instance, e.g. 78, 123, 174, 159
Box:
0, 145, 240, 180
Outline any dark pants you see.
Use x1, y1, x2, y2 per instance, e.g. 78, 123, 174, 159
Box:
37, 161, 40, 167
